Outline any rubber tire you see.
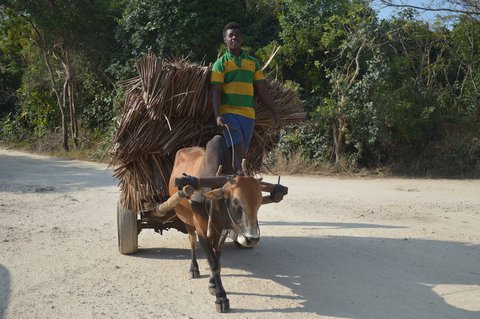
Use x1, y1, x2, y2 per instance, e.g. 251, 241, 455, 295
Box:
117, 201, 138, 254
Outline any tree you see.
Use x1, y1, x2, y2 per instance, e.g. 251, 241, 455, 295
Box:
447, 16, 480, 115
319, 1, 381, 164
116, 0, 248, 66
0, 0, 122, 150
0, 9, 24, 117
277, 0, 350, 103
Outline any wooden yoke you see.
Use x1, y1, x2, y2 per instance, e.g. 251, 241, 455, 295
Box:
174, 175, 230, 190
174, 175, 288, 206
259, 181, 288, 205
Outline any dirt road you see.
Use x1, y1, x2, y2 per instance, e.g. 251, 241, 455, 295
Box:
1, 148, 479, 319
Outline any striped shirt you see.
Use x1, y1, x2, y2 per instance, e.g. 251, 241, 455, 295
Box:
211, 51, 265, 119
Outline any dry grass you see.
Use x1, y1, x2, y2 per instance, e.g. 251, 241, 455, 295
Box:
265, 150, 394, 177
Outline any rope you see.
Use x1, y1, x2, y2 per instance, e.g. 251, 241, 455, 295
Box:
224, 125, 236, 173
224, 198, 260, 241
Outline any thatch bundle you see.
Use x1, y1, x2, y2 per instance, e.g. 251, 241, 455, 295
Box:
111, 53, 304, 212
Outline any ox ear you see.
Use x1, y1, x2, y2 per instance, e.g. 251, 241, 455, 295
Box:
204, 188, 226, 200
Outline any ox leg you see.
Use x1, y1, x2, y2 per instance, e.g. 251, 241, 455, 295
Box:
212, 230, 229, 268
186, 225, 200, 279
207, 231, 224, 295
197, 234, 230, 313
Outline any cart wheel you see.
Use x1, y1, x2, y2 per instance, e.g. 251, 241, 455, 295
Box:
117, 201, 138, 254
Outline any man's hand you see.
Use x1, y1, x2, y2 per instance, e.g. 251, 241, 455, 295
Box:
216, 115, 227, 128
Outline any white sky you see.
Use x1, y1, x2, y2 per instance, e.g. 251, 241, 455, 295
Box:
372, 0, 457, 22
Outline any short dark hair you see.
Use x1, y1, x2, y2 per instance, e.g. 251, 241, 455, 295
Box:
223, 22, 241, 38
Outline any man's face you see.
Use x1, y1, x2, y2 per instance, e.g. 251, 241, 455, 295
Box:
224, 28, 242, 51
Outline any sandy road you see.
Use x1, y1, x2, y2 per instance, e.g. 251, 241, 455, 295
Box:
0, 147, 479, 319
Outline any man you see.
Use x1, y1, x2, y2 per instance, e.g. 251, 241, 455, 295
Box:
211, 21, 280, 175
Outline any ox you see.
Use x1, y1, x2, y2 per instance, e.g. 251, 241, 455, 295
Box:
168, 135, 262, 313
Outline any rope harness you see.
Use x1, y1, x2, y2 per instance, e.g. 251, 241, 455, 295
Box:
224, 197, 260, 241
203, 124, 260, 240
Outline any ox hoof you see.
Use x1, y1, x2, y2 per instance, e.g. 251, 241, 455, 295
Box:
190, 270, 200, 279
215, 298, 230, 313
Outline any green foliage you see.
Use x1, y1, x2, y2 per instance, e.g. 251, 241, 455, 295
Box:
0, 54, 22, 116
0, 112, 28, 143
245, 1, 281, 47
276, 0, 350, 99
0, 0, 123, 144
0, 9, 26, 116
446, 16, 480, 117
78, 76, 121, 131
279, 0, 349, 58
117, 0, 247, 63
271, 1, 480, 175
16, 54, 60, 136
0, 1, 479, 176
276, 122, 333, 162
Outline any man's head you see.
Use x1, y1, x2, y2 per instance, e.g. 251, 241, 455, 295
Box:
223, 22, 242, 54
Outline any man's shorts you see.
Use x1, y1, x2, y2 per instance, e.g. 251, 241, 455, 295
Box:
221, 113, 255, 150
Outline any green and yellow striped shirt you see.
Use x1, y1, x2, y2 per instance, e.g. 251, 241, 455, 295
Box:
211, 51, 264, 119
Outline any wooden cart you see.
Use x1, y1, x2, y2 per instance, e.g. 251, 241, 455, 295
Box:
117, 175, 288, 254
113, 55, 301, 255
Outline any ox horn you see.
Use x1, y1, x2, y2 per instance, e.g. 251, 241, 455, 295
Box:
241, 159, 250, 176
215, 165, 223, 176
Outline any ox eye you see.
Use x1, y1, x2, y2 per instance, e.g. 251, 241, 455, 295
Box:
232, 198, 240, 207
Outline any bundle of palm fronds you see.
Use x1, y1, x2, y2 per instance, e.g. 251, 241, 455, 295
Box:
111, 53, 304, 212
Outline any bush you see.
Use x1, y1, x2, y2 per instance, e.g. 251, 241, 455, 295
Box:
0, 112, 30, 144
407, 123, 480, 177
275, 121, 333, 162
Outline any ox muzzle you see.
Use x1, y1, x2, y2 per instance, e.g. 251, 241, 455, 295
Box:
230, 226, 260, 248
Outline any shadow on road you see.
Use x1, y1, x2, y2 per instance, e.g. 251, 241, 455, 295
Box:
260, 220, 406, 230
0, 264, 10, 319
131, 223, 479, 319
0, 154, 115, 193
222, 235, 480, 319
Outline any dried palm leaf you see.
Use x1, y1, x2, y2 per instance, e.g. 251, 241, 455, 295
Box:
111, 53, 304, 212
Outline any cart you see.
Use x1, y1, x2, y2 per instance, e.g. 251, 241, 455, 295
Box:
117, 175, 288, 254
113, 55, 301, 254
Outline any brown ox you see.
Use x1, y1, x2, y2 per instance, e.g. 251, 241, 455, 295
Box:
168, 135, 262, 313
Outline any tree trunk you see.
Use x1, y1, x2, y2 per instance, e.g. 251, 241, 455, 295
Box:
332, 117, 344, 164
44, 49, 69, 151
62, 51, 79, 149
68, 79, 78, 148
331, 43, 364, 165
31, 21, 69, 151
332, 94, 347, 164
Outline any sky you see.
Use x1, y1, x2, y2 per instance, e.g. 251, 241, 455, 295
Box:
372, 0, 457, 22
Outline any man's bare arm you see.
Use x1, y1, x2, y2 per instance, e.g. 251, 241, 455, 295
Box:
254, 81, 280, 128
212, 83, 226, 127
